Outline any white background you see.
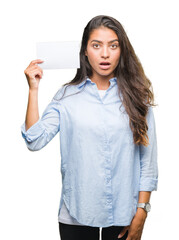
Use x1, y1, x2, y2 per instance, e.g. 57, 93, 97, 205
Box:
0, 0, 178, 239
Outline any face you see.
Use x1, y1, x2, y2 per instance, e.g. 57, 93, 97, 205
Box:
85, 26, 121, 80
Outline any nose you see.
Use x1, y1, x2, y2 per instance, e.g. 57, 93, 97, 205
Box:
101, 46, 109, 59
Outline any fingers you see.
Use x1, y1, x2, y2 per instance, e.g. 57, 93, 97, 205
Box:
28, 65, 43, 76
24, 66, 43, 80
24, 59, 44, 89
29, 59, 44, 67
126, 234, 131, 240
25, 59, 43, 75
118, 226, 130, 239
31, 69, 43, 79
27, 59, 44, 74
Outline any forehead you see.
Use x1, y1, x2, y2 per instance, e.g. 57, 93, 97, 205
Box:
88, 26, 118, 42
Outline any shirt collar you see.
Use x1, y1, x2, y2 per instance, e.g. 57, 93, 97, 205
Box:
77, 76, 117, 89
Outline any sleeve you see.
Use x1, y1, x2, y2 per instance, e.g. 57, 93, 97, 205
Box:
139, 106, 159, 191
21, 88, 63, 151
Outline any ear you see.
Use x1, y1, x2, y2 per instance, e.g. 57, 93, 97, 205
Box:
85, 50, 87, 56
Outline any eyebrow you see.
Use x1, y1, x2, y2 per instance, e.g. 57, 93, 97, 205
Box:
91, 39, 119, 43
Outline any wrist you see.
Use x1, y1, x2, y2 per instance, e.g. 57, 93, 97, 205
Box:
29, 87, 39, 92
136, 207, 148, 220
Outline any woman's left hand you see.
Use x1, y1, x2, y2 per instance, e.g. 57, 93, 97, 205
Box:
118, 208, 147, 240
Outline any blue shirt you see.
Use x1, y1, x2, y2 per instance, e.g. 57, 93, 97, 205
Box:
21, 76, 158, 227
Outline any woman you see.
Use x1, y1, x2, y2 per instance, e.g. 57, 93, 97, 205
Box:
21, 15, 158, 240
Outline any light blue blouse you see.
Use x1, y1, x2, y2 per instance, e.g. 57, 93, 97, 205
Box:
21, 76, 158, 227
58, 89, 107, 226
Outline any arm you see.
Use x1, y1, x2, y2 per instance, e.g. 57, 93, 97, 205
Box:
118, 192, 152, 239
24, 59, 43, 131
136, 191, 151, 219
118, 107, 158, 239
21, 98, 61, 151
139, 106, 158, 192
128, 107, 158, 238
25, 88, 39, 131
119, 192, 151, 239
21, 59, 61, 151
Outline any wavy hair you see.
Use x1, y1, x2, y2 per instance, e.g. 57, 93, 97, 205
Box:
56, 15, 157, 146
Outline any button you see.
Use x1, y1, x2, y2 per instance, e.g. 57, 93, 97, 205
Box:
106, 199, 112, 204
106, 178, 111, 183
105, 158, 110, 163
106, 169, 111, 174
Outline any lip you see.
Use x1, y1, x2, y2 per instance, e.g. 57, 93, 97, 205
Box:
99, 62, 111, 70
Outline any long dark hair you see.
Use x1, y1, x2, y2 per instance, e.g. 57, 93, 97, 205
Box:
56, 15, 157, 146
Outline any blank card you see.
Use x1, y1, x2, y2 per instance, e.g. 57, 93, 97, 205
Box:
36, 41, 80, 69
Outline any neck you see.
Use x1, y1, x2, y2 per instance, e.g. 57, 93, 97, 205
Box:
90, 73, 115, 90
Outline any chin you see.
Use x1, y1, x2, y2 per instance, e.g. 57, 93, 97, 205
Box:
92, 67, 115, 78
98, 71, 114, 77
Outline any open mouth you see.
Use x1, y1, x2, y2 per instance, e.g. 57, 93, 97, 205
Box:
99, 62, 111, 69
100, 62, 110, 65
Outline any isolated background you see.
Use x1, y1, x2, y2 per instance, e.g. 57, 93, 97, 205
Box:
0, 0, 178, 239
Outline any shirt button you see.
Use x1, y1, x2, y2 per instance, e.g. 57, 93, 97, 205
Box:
106, 178, 110, 183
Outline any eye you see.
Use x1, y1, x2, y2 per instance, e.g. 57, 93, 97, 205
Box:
93, 44, 100, 49
110, 44, 118, 49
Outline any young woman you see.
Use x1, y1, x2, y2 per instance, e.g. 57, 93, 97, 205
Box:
21, 15, 158, 240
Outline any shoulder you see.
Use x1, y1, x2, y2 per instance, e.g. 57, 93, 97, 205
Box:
52, 84, 80, 102
146, 106, 156, 130
147, 106, 155, 119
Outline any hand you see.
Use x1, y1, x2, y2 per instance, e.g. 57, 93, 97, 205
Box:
118, 208, 147, 240
24, 59, 44, 90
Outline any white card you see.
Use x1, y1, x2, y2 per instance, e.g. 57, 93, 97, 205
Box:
36, 41, 80, 69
